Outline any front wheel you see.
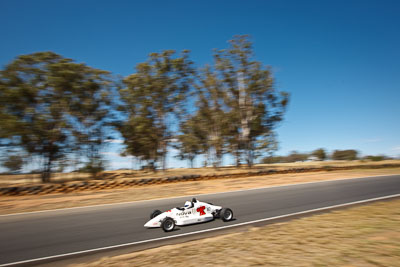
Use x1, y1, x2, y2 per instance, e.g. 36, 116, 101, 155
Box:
220, 208, 233, 222
161, 217, 175, 232
150, 209, 162, 219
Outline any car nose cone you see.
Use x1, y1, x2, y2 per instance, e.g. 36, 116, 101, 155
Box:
144, 217, 161, 228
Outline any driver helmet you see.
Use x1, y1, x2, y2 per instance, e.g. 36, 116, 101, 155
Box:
184, 201, 193, 209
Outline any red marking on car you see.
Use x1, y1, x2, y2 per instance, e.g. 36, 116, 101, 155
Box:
197, 206, 206, 216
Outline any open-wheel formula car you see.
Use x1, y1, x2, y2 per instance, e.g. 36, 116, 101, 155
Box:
144, 198, 233, 232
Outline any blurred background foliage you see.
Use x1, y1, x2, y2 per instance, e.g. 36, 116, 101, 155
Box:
262, 148, 392, 164
0, 36, 290, 181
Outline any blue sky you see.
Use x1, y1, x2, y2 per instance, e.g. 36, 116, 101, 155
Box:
1, 0, 399, 169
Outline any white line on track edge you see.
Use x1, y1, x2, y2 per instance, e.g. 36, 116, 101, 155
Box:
1, 174, 399, 218
1, 193, 400, 267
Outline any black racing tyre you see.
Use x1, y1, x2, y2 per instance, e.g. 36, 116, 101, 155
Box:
220, 208, 233, 222
150, 209, 162, 219
161, 217, 175, 232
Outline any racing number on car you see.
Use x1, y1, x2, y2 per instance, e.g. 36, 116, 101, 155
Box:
197, 206, 206, 216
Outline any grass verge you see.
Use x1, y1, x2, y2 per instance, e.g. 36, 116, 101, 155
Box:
70, 199, 400, 267
2, 160, 400, 186
1, 168, 399, 215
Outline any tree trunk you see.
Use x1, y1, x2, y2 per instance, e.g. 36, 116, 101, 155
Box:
238, 71, 254, 168
234, 142, 241, 167
246, 148, 253, 168
189, 157, 194, 169
41, 155, 52, 183
161, 149, 167, 171
41, 171, 50, 183
149, 160, 157, 173
161, 142, 168, 172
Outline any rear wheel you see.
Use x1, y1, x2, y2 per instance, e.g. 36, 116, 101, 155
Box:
220, 208, 233, 222
150, 209, 162, 219
161, 217, 175, 232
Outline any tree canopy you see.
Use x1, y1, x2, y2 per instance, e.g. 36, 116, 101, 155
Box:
118, 50, 195, 171
0, 52, 114, 181
0, 35, 290, 179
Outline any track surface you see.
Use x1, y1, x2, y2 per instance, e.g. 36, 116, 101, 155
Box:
1, 175, 400, 266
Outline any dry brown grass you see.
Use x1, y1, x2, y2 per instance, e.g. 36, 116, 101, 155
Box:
70, 199, 400, 267
1, 160, 399, 186
104, 159, 400, 178
1, 167, 399, 215
0, 172, 91, 186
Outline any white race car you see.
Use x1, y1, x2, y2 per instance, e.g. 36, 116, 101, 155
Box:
144, 198, 234, 232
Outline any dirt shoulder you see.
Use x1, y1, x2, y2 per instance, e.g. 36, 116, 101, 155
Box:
70, 198, 400, 267
1, 167, 399, 215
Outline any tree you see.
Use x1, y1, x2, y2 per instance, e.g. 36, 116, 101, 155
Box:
0, 52, 113, 181
119, 50, 194, 171
312, 148, 327, 161
2, 155, 24, 173
332, 150, 358, 161
174, 116, 204, 168
119, 109, 160, 171
193, 65, 229, 168
64, 62, 114, 178
262, 155, 286, 164
363, 155, 387, 161
286, 151, 309, 162
0, 52, 70, 182
214, 35, 289, 167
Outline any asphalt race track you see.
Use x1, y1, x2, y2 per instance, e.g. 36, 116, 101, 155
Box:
1, 175, 399, 266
